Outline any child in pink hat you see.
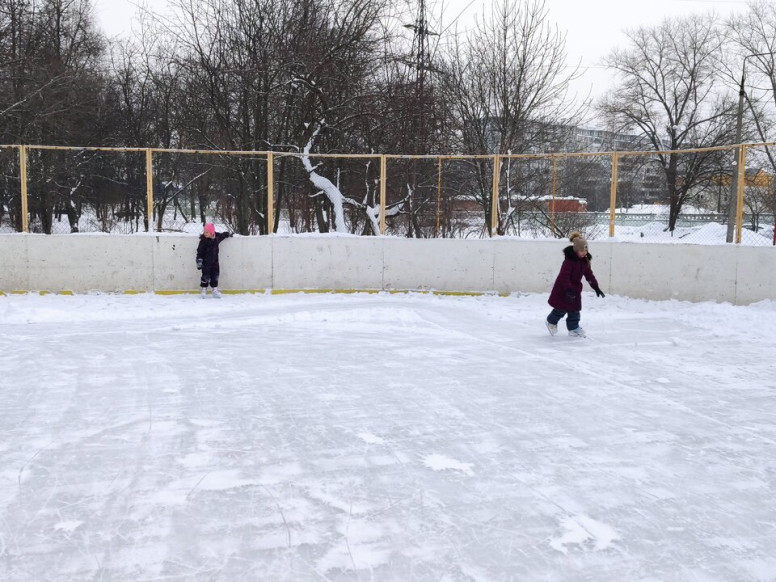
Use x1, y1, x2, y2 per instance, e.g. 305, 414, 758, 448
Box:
196, 223, 233, 298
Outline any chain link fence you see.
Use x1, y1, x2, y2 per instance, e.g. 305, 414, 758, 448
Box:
1, 143, 774, 245
0, 147, 20, 233
740, 145, 776, 245
151, 151, 270, 235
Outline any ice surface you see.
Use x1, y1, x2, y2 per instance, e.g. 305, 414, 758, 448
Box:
1, 291, 775, 581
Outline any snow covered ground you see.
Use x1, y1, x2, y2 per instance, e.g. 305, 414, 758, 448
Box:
6, 202, 774, 246
1, 291, 775, 581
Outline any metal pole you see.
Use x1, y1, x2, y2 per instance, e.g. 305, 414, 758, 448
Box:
735, 144, 747, 244
491, 155, 500, 236
19, 145, 29, 233
726, 73, 745, 243
266, 152, 275, 235
609, 152, 619, 238
379, 155, 387, 235
145, 149, 154, 232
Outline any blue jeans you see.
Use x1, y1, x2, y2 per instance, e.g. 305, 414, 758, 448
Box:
547, 308, 581, 331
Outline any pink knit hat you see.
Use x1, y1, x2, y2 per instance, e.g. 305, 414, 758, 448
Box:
204, 223, 215, 235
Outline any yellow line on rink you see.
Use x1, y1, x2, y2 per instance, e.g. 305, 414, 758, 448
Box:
1, 289, 510, 298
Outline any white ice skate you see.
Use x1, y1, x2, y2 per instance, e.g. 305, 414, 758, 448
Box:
200, 288, 207, 299
212, 287, 222, 299
545, 321, 558, 336
568, 327, 586, 338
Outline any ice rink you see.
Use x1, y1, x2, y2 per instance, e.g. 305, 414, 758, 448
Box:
1, 291, 775, 581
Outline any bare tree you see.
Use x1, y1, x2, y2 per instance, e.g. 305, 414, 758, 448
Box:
277, 0, 392, 233
102, 25, 186, 232
726, 2, 776, 188
599, 14, 738, 233
0, 0, 108, 232
147, 0, 391, 234
440, 0, 581, 236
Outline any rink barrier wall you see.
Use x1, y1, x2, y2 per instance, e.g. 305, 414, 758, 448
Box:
0, 234, 774, 305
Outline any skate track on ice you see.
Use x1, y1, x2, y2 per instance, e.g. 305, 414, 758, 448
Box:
1, 292, 775, 581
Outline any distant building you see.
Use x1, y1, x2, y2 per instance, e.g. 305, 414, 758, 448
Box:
537, 195, 587, 213
478, 118, 643, 155
474, 118, 667, 209
568, 127, 642, 152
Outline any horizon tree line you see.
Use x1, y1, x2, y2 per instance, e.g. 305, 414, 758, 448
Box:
1, 0, 775, 236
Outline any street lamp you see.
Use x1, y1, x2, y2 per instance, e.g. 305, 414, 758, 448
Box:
726, 52, 774, 243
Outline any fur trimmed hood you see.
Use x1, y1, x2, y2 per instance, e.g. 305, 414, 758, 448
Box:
563, 245, 592, 262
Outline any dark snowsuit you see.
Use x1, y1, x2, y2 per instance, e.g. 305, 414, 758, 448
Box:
196, 232, 231, 288
547, 245, 601, 330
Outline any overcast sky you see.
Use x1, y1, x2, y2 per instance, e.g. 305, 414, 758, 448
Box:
446, 0, 749, 102
93, 0, 752, 103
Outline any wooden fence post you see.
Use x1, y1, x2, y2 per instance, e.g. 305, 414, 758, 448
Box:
19, 145, 29, 233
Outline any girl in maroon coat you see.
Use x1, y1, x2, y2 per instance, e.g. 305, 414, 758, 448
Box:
546, 232, 605, 338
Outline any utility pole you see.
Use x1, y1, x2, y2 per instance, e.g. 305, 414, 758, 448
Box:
403, 0, 439, 237
404, 0, 439, 157
726, 52, 774, 243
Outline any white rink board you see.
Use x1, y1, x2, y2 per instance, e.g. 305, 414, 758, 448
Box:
609, 243, 739, 303
272, 235, 383, 291
5, 235, 154, 293
383, 237, 495, 292
1, 235, 29, 291
734, 246, 776, 305
1, 234, 775, 304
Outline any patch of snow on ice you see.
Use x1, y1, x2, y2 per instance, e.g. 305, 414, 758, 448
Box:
550, 515, 619, 553
358, 432, 385, 445
422, 454, 474, 476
